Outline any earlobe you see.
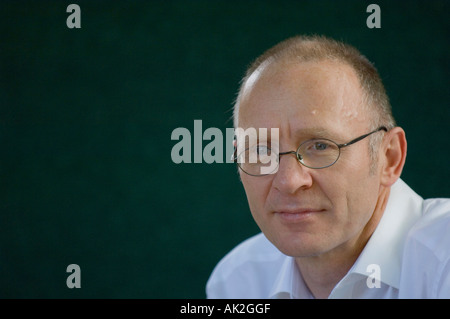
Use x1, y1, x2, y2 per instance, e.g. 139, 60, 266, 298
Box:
380, 127, 407, 187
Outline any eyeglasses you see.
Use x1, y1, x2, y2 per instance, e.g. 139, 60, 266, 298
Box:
235, 126, 387, 176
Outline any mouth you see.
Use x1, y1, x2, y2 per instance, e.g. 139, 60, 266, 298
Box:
274, 208, 325, 223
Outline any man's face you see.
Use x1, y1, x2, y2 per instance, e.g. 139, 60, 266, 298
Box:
237, 60, 383, 257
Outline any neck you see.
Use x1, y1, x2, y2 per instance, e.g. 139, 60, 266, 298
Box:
295, 186, 391, 299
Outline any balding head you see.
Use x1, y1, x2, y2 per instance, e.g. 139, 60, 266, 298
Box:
234, 35, 396, 132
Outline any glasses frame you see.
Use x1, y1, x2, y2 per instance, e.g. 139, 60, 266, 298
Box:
235, 126, 388, 176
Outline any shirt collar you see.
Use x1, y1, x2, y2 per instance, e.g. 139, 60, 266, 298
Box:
348, 178, 423, 289
268, 178, 424, 298
269, 256, 313, 299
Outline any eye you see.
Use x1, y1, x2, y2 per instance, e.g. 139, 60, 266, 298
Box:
312, 142, 329, 151
298, 139, 339, 168
302, 140, 337, 154
256, 145, 270, 156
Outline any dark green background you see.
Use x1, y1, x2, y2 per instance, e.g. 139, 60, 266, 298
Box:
1, 0, 448, 298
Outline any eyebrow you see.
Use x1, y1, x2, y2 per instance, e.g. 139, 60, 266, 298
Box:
237, 126, 342, 147
292, 127, 337, 140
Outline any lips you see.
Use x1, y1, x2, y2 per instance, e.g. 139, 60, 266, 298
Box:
274, 208, 325, 222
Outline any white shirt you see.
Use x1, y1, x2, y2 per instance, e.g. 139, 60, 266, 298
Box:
206, 179, 450, 299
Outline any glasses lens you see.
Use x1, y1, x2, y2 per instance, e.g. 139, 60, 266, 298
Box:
237, 145, 279, 176
297, 139, 340, 168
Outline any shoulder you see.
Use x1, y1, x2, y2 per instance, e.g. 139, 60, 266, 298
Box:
206, 233, 285, 298
406, 198, 450, 259
400, 198, 450, 298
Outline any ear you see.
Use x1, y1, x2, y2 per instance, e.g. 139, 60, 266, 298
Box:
379, 127, 407, 187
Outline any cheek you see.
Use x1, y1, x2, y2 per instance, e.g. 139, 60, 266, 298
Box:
314, 168, 373, 223
331, 173, 380, 228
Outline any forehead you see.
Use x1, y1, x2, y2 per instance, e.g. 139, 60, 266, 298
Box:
237, 60, 370, 137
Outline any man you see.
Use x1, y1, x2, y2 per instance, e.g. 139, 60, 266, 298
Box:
206, 35, 450, 298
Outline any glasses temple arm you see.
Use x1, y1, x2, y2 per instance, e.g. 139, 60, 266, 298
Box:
338, 126, 388, 148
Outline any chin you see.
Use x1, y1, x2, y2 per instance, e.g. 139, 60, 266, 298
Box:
268, 231, 330, 258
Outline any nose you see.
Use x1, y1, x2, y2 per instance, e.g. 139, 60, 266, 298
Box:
272, 152, 313, 194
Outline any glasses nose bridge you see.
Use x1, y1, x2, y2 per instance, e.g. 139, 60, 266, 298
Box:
273, 149, 313, 191
279, 150, 301, 162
